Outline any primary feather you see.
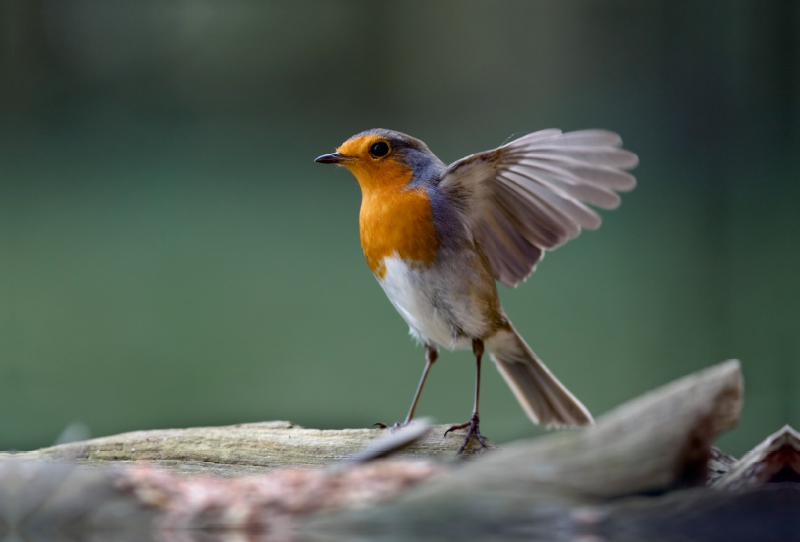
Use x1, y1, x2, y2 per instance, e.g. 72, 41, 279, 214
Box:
438, 129, 638, 287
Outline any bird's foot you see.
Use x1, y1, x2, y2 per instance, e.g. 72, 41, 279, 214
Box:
373, 420, 415, 434
444, 414, 488, 455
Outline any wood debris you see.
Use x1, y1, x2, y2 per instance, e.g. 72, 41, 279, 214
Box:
712, 425, 800, 490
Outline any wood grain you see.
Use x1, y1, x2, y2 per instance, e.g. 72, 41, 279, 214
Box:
10, 421, 494, 476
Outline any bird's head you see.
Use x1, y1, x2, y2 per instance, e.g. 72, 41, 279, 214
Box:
315, 129, 444, 192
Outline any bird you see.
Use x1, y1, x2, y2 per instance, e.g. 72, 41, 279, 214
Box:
315, 128, 637, 453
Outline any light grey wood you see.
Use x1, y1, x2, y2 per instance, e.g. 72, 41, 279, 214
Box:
9, 420, 494, 476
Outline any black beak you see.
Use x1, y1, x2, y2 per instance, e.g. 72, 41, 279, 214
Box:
314, 152, 348, 164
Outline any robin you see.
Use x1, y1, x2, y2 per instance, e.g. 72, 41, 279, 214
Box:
315, 128, 637, 453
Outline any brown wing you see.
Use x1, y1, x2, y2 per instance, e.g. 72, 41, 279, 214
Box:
438, 129, 638, 287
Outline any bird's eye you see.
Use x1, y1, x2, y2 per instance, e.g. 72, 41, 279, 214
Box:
368, 141, 390, 158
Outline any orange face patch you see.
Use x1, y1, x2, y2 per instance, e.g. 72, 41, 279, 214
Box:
336, 134, 403, 192
335, 134, 440, 277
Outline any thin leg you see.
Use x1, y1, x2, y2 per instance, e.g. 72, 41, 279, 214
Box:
445, 338, 489, 454
375, 345, 437, 430
404, 345, 438, 423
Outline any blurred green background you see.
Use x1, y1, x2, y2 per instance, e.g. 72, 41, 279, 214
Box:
1, 0, 798, 456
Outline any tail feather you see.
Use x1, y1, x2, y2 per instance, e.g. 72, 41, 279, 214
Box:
488, 328, 593, 427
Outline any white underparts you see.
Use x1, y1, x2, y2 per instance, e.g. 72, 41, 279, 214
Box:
377, 255, 485, 350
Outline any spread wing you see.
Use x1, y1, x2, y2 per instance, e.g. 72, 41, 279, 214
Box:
438, 129, 638, 287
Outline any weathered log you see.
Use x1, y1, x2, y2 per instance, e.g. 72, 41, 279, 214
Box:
10, 420, 493, 476
1, 360, 754, 541
6, 459, 797, 542
414, 359, 743, 500
304, 360, 744, 539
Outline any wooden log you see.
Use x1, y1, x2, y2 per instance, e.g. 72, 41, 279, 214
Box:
1, 360, 760, 541
304, 360, 745, 539
9, 420, 493, 476
415, 359, 744, 501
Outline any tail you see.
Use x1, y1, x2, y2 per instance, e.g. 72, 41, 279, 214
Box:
488, 327, 594, 427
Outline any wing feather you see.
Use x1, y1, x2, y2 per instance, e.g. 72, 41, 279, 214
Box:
494, 181, 572, 245
438, 129, 637, 287
501, 168, 599, 230
510, 164, 622, 210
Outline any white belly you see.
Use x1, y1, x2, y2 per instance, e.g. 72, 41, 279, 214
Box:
377, 255, 482, 350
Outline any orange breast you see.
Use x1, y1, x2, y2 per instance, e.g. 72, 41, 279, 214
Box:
360, 185, 439, 278
335, 135, 440, 278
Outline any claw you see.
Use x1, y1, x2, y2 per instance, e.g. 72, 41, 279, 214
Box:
443, 421, 470, 437
444, 414, 489, 455
373, 422, 388, 429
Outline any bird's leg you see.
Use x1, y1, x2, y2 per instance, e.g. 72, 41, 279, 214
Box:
375, 345, 437, 431
404, 344, 438, 423
444, 338, 489, 454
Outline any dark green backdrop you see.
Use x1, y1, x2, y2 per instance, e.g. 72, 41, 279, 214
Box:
1, 0, 798, 456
